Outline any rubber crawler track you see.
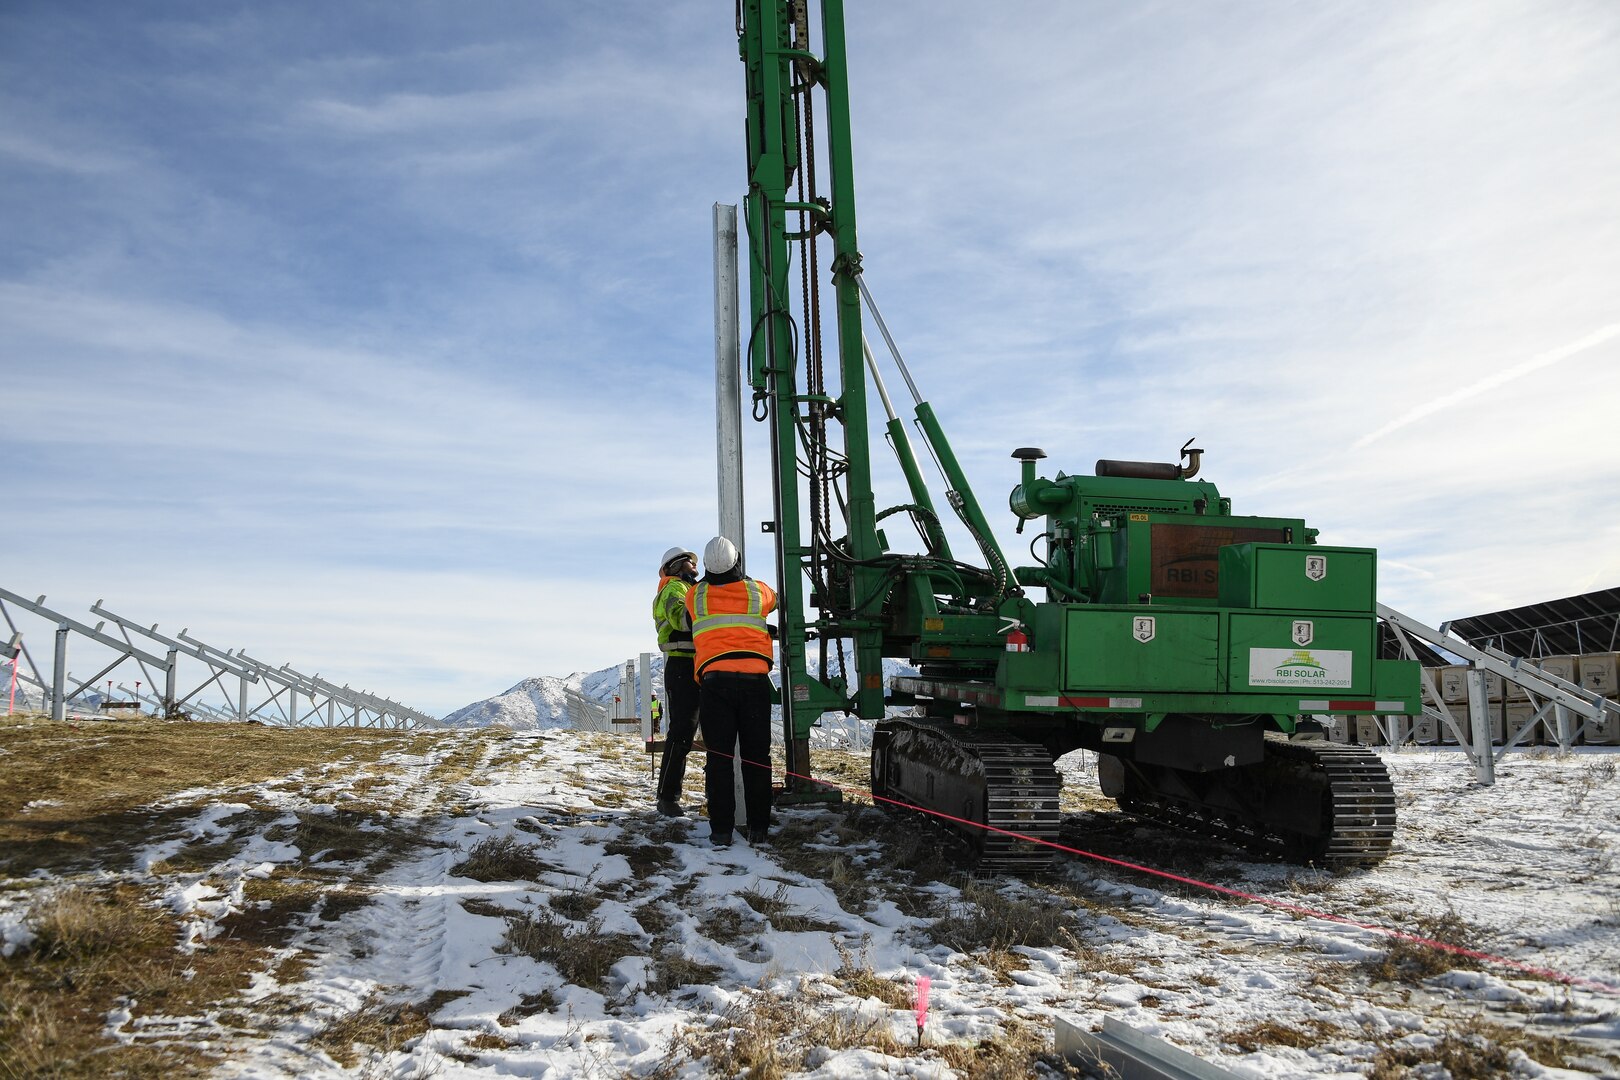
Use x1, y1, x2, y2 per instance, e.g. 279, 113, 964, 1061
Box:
872, 721, 1062, 872
1118, 738, 1396, 867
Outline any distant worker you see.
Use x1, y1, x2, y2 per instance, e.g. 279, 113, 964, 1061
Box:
652, 546, 701, 817
686, 536, 777, 848
650, 693, 662, 735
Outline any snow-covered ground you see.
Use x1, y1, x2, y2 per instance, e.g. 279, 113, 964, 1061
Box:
6, 730, 1618, 1077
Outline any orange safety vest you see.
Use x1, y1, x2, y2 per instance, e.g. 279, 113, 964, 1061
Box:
686, 577, 777, 680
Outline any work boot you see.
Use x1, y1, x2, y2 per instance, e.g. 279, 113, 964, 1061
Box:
656, 799, 684, 818
747, 827, 769, 845
711, 831, 733, 848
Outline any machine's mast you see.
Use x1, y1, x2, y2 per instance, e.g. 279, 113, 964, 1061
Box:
740, 0, 887, 784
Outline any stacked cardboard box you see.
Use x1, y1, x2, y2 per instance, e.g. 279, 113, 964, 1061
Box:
1444, 702, 1504, 746
1578, 653, 1620, 745
1438, 665, 1504, 704
1410, 712, 1439, 745
1320, 715, 1351, 743
1578, 653, 1618, 696
1504, 703, 1545, 746
1354, 715, 1384, 746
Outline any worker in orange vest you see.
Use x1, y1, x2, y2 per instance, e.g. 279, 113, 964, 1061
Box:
686, 536, 776, 847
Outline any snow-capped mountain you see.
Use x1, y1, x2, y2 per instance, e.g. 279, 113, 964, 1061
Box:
441, 650, 920, 729
439, 668, 626, 729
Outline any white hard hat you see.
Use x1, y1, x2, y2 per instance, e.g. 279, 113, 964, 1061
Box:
703, 536, 739, 574
659, 546, 696, 574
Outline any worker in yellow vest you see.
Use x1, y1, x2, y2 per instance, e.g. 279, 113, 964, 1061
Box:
686, 536, 776, 847
652, 546, 700, 817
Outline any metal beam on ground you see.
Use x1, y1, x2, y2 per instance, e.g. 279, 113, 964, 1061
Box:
1054, 1016, 1244, 1079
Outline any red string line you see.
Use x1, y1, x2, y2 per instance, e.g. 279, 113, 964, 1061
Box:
696, 743, 1620, 996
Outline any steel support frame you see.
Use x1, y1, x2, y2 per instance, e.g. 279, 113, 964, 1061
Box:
91, 601, 262, 719
0, 586, 434, 728
1380, 604, 1618, 785
0, 588, 170, 719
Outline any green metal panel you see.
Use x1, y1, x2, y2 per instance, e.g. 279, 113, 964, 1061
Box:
1219, 544, 1376, 612
1065, 608, 1221, 693
1225, 613, 1374, 695
1373, 659, 1422, 711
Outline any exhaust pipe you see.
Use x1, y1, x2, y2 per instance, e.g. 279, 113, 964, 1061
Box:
1096, 438, 1202, 481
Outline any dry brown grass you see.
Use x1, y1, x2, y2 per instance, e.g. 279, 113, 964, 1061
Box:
834, 942, 914, 1010
450, 834, 554, 882
497, 989, 561, 1025
1400, 1017, 1579, 1076
263, 807, 432, 877
604, 836, 678, 878
929, 879, 1074, 953
0, 884, 222, 1077
739, 882, 841, 933
765, 817, 877, 914
0, 714, 455, 1075
699, 906, 763, 948
0, 713, 425, 876
549, 885, 604, 920
632, 899, 674, 937
933, 1020, 1077, 1079
1366, 1027, 1512, 1079
310, 993, 432, 1068
1224, 1018, 1342, 1053
807, 746, 875, 794
653, 984, 1077, 1080
498, 910, 640, 993
654, 986, 907, 1079
1361, 910, 1489, 984
646, 946, 726, 995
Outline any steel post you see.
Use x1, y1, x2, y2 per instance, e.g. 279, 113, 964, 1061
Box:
714, 203, 745, 563
52, 624, 68, 722
1466, 668, 1494, 785
164, 647, 178, 716
638, 652, 655, 744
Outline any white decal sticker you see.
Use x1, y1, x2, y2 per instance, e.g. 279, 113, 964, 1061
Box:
1248, 648, 1353, 689
1132, 616, 1156, 643
1291, 620, 1314, 646
1305, 554, 1327, 582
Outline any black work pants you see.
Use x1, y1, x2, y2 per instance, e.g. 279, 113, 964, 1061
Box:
697, 671, 773, 836
655, 655, 700, 804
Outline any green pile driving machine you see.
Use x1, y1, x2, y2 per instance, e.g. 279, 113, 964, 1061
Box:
735, 0, 1420, 869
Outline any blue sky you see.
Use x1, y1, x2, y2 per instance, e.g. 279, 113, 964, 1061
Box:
4, 1, 1618, 718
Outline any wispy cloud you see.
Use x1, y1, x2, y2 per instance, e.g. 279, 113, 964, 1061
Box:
1353, 324, 1620, 450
